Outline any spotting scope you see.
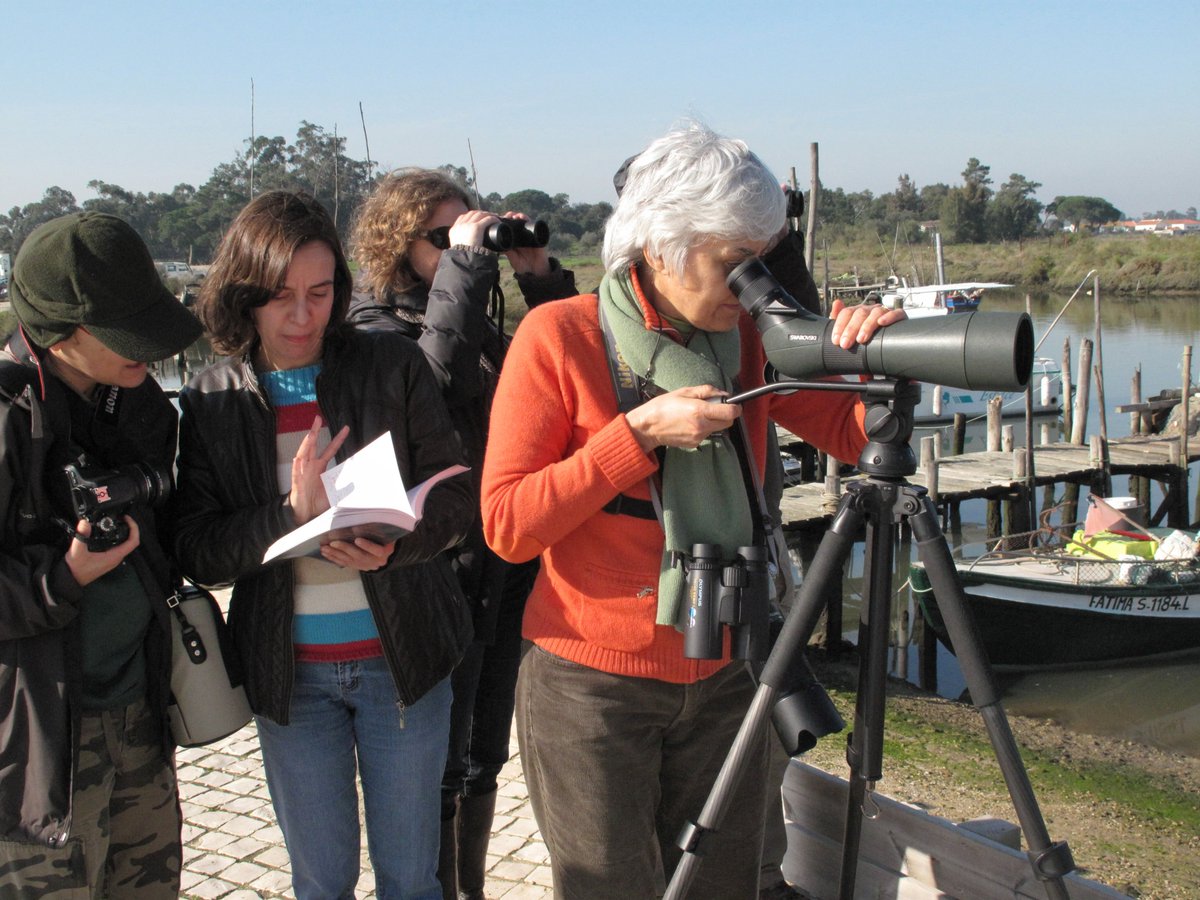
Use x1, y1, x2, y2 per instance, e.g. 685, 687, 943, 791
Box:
728, 259, 1033, 391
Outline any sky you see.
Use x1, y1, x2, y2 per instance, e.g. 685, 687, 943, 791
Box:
4, 1, 1198, 221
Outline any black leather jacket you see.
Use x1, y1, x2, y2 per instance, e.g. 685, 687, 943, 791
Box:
347, 250, 575, 640
172, 327, 474, 723
0, 330, 176, 845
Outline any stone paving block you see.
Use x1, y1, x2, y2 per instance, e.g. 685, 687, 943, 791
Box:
185, 876, 237, 899
249, 868, 294, 894
187, 851, 238, 876
488, 832, 530, 857
189, 829, 240, 853
217, 861, 269, 885
494, 882, 554, 899
188, 810, 237, 830
220, 835, 270, 860
251, 844, 291, 869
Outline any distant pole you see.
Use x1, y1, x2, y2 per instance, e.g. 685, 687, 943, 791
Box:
467, 139, 482, 208
789, 166, 801, 232
1093, 277, 1110, 494
1179, 345, 1192, 527
806, 143, 819, 272
1024, 294, 1037, 525
1061, 336, 1073, 440
249, 78, 255, 197
359, 102, 374, 182
332, 123, 340, 227
934, 232, 946, 284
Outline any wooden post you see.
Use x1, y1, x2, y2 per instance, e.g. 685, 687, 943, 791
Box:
1094, 365, 1112, 496
1039, 420, 1053, 445
806, 143, 819, 273
1071, 338, 1093, 446
953, 413, 967, 455
1062, 336, 1074, 440
1177, 345, 1192, 527
986, 396, 1003, 451
1130, 366, 1143, 436
1001, 424, 1014, 453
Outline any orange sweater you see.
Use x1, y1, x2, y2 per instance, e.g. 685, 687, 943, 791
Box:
482, 293, 867, 683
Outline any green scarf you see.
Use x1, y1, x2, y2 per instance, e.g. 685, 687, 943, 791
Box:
598, 268, 754, 627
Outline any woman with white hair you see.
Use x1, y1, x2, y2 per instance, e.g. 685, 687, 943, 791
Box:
481, 123, 904, 898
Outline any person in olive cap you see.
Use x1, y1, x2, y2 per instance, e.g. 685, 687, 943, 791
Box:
0, 211, 201, 897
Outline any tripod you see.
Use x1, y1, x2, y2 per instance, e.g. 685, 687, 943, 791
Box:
664, 379, 1076, 900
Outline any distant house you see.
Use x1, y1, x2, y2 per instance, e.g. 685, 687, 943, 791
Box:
1157, 218, 1200, 234
1113, 217, 1200, 234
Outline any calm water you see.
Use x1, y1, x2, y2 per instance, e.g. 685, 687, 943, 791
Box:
829, 289, 1200, 758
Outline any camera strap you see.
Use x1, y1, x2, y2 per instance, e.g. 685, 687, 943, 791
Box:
597, 300, 663, 524
731, 415, 799, 605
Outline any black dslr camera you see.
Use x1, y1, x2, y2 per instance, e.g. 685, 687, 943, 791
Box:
64, 461, 171, 550
676, 543, 771, 662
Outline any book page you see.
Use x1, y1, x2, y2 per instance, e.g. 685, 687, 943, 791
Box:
321, 431, 409, 512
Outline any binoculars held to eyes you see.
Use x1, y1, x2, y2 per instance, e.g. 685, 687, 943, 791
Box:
425, 218, 550, 253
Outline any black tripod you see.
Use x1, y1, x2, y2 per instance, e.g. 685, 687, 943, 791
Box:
664, 379, 1076, 900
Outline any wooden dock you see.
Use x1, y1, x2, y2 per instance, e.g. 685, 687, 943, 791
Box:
778, 434, 1199, 529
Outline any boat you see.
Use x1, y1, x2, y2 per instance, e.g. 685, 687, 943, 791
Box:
879, 276, 1012, 318
913, 356, 1063, 424
910, 523, 1200, 671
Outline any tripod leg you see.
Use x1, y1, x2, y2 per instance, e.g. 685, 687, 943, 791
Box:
910, 496, 1076, 899
838, 504, 896, 900
664, 495, 862, 900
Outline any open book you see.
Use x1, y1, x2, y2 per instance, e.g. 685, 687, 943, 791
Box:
263, 431, 469, 563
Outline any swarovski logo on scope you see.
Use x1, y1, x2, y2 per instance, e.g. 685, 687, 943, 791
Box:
727, 258, 1033, 392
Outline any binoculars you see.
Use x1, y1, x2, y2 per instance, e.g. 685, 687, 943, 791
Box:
481, 217, 551, 253
677, 543, 771, 662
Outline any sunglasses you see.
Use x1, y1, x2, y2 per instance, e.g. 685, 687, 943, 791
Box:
421, 226, 452, 250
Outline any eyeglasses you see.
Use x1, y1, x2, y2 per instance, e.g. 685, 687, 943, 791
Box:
421, 226, 452, 250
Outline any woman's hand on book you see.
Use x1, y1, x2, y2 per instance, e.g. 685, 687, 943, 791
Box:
289, 416, 350, 524
321, 536, 396, 571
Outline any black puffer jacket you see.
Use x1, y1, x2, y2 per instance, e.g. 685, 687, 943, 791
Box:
172, 327, 474, 723
0, 330, 176, 845
347, 249, 575, 640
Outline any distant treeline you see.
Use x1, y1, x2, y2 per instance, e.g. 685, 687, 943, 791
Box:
0, 122, 1180, 264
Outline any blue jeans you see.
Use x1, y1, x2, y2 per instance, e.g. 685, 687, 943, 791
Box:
256, 658, 451, 900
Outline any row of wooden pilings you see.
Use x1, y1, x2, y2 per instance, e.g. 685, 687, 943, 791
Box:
791, 331, 1198, 692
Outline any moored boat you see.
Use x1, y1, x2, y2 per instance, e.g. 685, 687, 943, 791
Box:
911, 526, 1200, 670
913, 356, 1062, 424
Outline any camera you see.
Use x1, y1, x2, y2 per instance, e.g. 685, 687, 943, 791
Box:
677, 543, 771, 662
64, 461, 171, 550
481, 218, 551, 252
727, 258, 1033, 392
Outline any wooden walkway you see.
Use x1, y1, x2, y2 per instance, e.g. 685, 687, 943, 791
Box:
778, 435, 1198, 528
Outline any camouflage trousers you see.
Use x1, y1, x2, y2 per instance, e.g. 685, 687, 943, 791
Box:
0, 697, 181, 899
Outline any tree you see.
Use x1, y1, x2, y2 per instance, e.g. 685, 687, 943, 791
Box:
987, 173, 1043, 243
0, 187, 80, 257
943, 158, 992, 243
1047, 195, 1122, 232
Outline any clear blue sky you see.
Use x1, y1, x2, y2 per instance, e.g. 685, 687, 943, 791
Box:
6, 0, 1197, 219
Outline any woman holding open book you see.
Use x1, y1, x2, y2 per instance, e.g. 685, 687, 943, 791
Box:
172, 190, 474, 900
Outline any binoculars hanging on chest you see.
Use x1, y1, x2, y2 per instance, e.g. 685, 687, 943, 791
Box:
675, 543, 772, 662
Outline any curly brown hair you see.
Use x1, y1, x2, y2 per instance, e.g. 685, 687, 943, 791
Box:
198, 191, 353, 358
350, 169, 473, 298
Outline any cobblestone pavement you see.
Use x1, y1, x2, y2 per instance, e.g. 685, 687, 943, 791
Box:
177, 722, 553, 899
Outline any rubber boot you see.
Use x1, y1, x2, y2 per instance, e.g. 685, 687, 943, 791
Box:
438, 807, 458, 900
456, 789, 498, 900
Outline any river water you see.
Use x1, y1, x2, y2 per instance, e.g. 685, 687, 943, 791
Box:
825, 288, 1200, 758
